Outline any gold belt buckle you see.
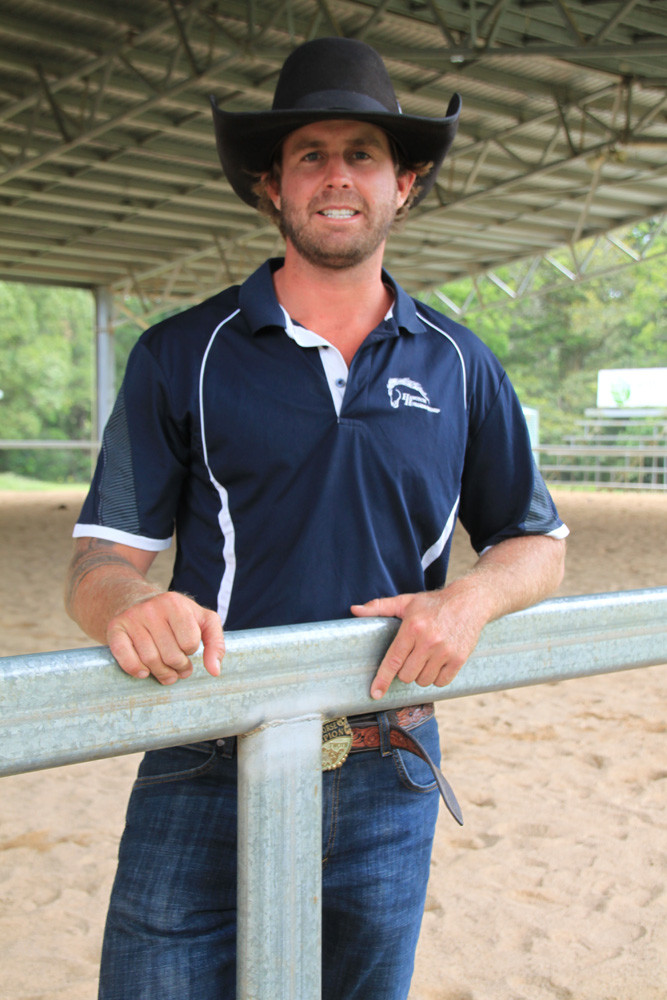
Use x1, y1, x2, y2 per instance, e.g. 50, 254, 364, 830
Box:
321, 717, 353, 771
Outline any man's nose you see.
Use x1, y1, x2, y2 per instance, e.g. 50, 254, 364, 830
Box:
323, 155, 352, 187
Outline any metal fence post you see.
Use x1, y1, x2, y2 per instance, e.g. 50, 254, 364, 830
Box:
237, 715, 323, 1000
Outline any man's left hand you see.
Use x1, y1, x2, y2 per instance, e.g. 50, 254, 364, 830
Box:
350, 534, 566, 701
350, 585, 484, 700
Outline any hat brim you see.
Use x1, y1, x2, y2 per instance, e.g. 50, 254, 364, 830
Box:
210, 94, 461, 209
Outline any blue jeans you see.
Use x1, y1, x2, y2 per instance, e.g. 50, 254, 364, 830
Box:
99, 715, 441, 1000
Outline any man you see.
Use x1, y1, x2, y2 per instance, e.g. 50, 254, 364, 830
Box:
66, 37, 567, 1000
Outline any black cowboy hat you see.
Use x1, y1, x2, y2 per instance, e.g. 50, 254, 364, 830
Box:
210, 37, 461, 209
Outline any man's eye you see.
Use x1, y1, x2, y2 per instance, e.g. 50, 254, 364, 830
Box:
302, 151, 321, 162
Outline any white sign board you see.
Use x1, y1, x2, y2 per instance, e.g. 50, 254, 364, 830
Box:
597, 368, 667, 408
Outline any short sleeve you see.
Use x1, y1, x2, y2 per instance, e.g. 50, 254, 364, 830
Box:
74, 340, 189, 550
459, 372, 567, 553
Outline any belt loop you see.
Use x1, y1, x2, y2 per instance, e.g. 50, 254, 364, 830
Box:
377, 712, 392, 757
215, 736, 236, 759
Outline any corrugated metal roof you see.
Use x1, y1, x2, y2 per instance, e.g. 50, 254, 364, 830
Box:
0, 0, 665, 302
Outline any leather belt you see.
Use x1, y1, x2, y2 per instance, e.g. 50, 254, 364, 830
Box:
322, 703, 463, 827
350, 703, 435, 746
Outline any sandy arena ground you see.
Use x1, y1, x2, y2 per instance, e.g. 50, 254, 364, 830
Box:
0, 488, 665, 1000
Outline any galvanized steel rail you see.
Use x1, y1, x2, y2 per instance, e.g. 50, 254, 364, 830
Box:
2, 588, 666, 999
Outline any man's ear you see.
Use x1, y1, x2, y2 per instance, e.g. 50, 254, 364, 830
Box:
396, 169, 417, 209
262, 172, 281, 211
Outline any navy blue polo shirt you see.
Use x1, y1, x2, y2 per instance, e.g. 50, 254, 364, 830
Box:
75, 259, 566, 629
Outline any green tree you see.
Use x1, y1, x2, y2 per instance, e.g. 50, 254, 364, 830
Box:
423, 223, 666, 443
0, 282, 94, 481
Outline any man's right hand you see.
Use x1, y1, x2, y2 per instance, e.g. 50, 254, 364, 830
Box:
107, 591, 225, 685
65, 537, 225, 685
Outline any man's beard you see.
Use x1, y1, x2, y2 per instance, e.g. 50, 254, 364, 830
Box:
277, 194, 397, 270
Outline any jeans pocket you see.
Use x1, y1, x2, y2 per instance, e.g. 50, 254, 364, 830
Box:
391, 717, 441, 795
133, 743, 219, 788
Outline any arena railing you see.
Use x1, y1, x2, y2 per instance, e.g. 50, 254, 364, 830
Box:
1, 588, 666, 1000
537, 444, 667, 490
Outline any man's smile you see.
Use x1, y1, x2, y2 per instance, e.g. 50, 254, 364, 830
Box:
317, 208, 360, 219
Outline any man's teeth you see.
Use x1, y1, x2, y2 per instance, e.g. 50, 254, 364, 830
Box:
320, 209, 356, 218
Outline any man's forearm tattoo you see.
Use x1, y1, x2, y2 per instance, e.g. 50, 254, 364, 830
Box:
66, 538, 137, 606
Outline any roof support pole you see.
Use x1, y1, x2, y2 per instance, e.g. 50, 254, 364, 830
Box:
94, 286, 115, 444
